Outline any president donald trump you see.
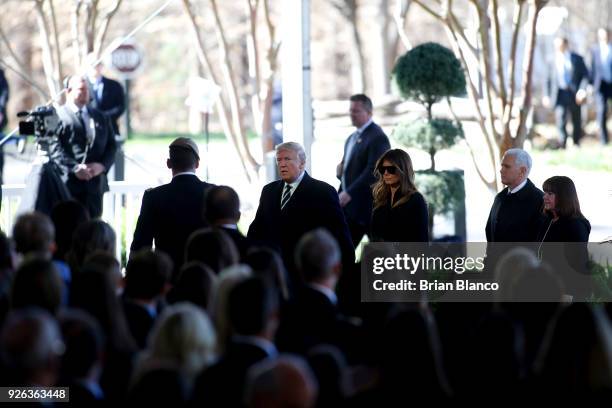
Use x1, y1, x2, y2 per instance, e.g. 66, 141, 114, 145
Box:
248, 142, 354, 284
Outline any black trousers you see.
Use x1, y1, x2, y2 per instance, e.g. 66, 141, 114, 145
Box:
347, 220, 369, 249
595, 80, 612, 145
555, 89, 582, 148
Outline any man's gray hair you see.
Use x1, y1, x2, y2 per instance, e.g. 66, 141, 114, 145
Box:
504, 148, 532, 175
276, 142, 306, 163
295, 228, 341, 282
0, 309, 64, 375
244, 354, 318, 407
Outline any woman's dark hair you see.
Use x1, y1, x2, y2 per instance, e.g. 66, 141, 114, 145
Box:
184, 228, 239, 274
66, 220, 116, 275
542, 176, 584, 218
166, 261, 216, 311
372, 149, 418, 209
70, 264, 137, 353
11, 256, 63, 316
244, 247, 289, 301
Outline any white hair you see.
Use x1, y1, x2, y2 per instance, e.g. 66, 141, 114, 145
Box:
504, 148, 532, 175
276, 142, 306, 163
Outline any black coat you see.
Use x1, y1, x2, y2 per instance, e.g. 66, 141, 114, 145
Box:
219, 226, 254, 261
537, 214, 591, 243
90, 76, 125, 136
131, 174, 213, 271
56, 104, 117, 196
338, 122, 390, 227
0, 68, 8, 130
486, 179, 544, 242
370, 191, 429, 242
248, 172, 354, 273
192, 340, 271, 407
537, 214, 591, 299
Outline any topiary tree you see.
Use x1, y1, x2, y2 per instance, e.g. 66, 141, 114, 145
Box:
393, 42, 466, 120
392, 42, 467, 239
394, 118, 463, 171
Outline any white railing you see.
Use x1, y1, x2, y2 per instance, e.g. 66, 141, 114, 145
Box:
1, 181, 152, 263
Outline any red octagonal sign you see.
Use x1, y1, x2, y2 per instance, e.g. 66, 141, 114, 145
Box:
110, 43, 143, 78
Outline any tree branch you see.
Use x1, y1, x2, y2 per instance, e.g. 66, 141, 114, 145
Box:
0, 59, 50, 101
48, 0, 64, 85
34, 0, 60, 96
210, 0, 259, 170
491, 0, 507, 108
181, 0, 253, 182
93, 0, 123, 57
500, 0, 525, 144
392, 0, 413, 51
71, 1, 83, 69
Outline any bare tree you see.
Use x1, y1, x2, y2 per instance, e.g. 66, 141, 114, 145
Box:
245, 0, 281, 154
327, 0, 368, 93
182, 0, 259, 182
410, 0, 548, 191
0, 0, 124, 102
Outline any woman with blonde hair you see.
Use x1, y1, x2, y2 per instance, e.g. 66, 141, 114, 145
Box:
371, 149, 428, 242
133, 302, 217, 392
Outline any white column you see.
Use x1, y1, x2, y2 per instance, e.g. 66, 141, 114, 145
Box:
281, 0, 312, 173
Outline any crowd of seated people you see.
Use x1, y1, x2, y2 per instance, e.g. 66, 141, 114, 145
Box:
0, 194, 609, 404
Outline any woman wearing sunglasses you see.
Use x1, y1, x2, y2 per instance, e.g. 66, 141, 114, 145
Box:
370, 149, 429, 242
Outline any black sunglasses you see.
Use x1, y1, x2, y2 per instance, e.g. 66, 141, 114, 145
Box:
379, 165, 399, 175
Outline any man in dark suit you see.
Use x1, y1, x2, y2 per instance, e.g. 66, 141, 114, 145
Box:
87, 59, 125, 138
205, 185, 253, 260
122, 250, 172, 349
337, 94, 390, 247
276, 228, 363, 361
248, 142, 354, 282
486, 148, 543, 243
485, 149, 543, 273
590, 27, 612, 145
545, 36, 589, 148
193, 277, 278, 407
131, 137, 213, 271
56, 75, 116, 218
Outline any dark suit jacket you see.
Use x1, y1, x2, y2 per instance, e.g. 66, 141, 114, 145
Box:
247, 172, 354, 276
339, 122, 390, 227
276, 284, 364, 362
485, 179, 543, 242
370, 191, 429, 242
192, 340, 271, 407
90, 76, 125, 136
56, 104, 117, 196
0, 69, 8, 130
122, 298, 155, 350
546, 52, 589, 106
131, 174, 213, 271
220, 226, 254, 261
590, 44, 612, 92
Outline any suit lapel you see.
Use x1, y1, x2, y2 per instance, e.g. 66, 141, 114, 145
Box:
280, 173, 310, 212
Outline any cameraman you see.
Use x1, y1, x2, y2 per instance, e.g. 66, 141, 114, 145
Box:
56, 75, 116, 218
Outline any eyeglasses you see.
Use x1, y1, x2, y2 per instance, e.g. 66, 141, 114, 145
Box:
379, 165, 399, 175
